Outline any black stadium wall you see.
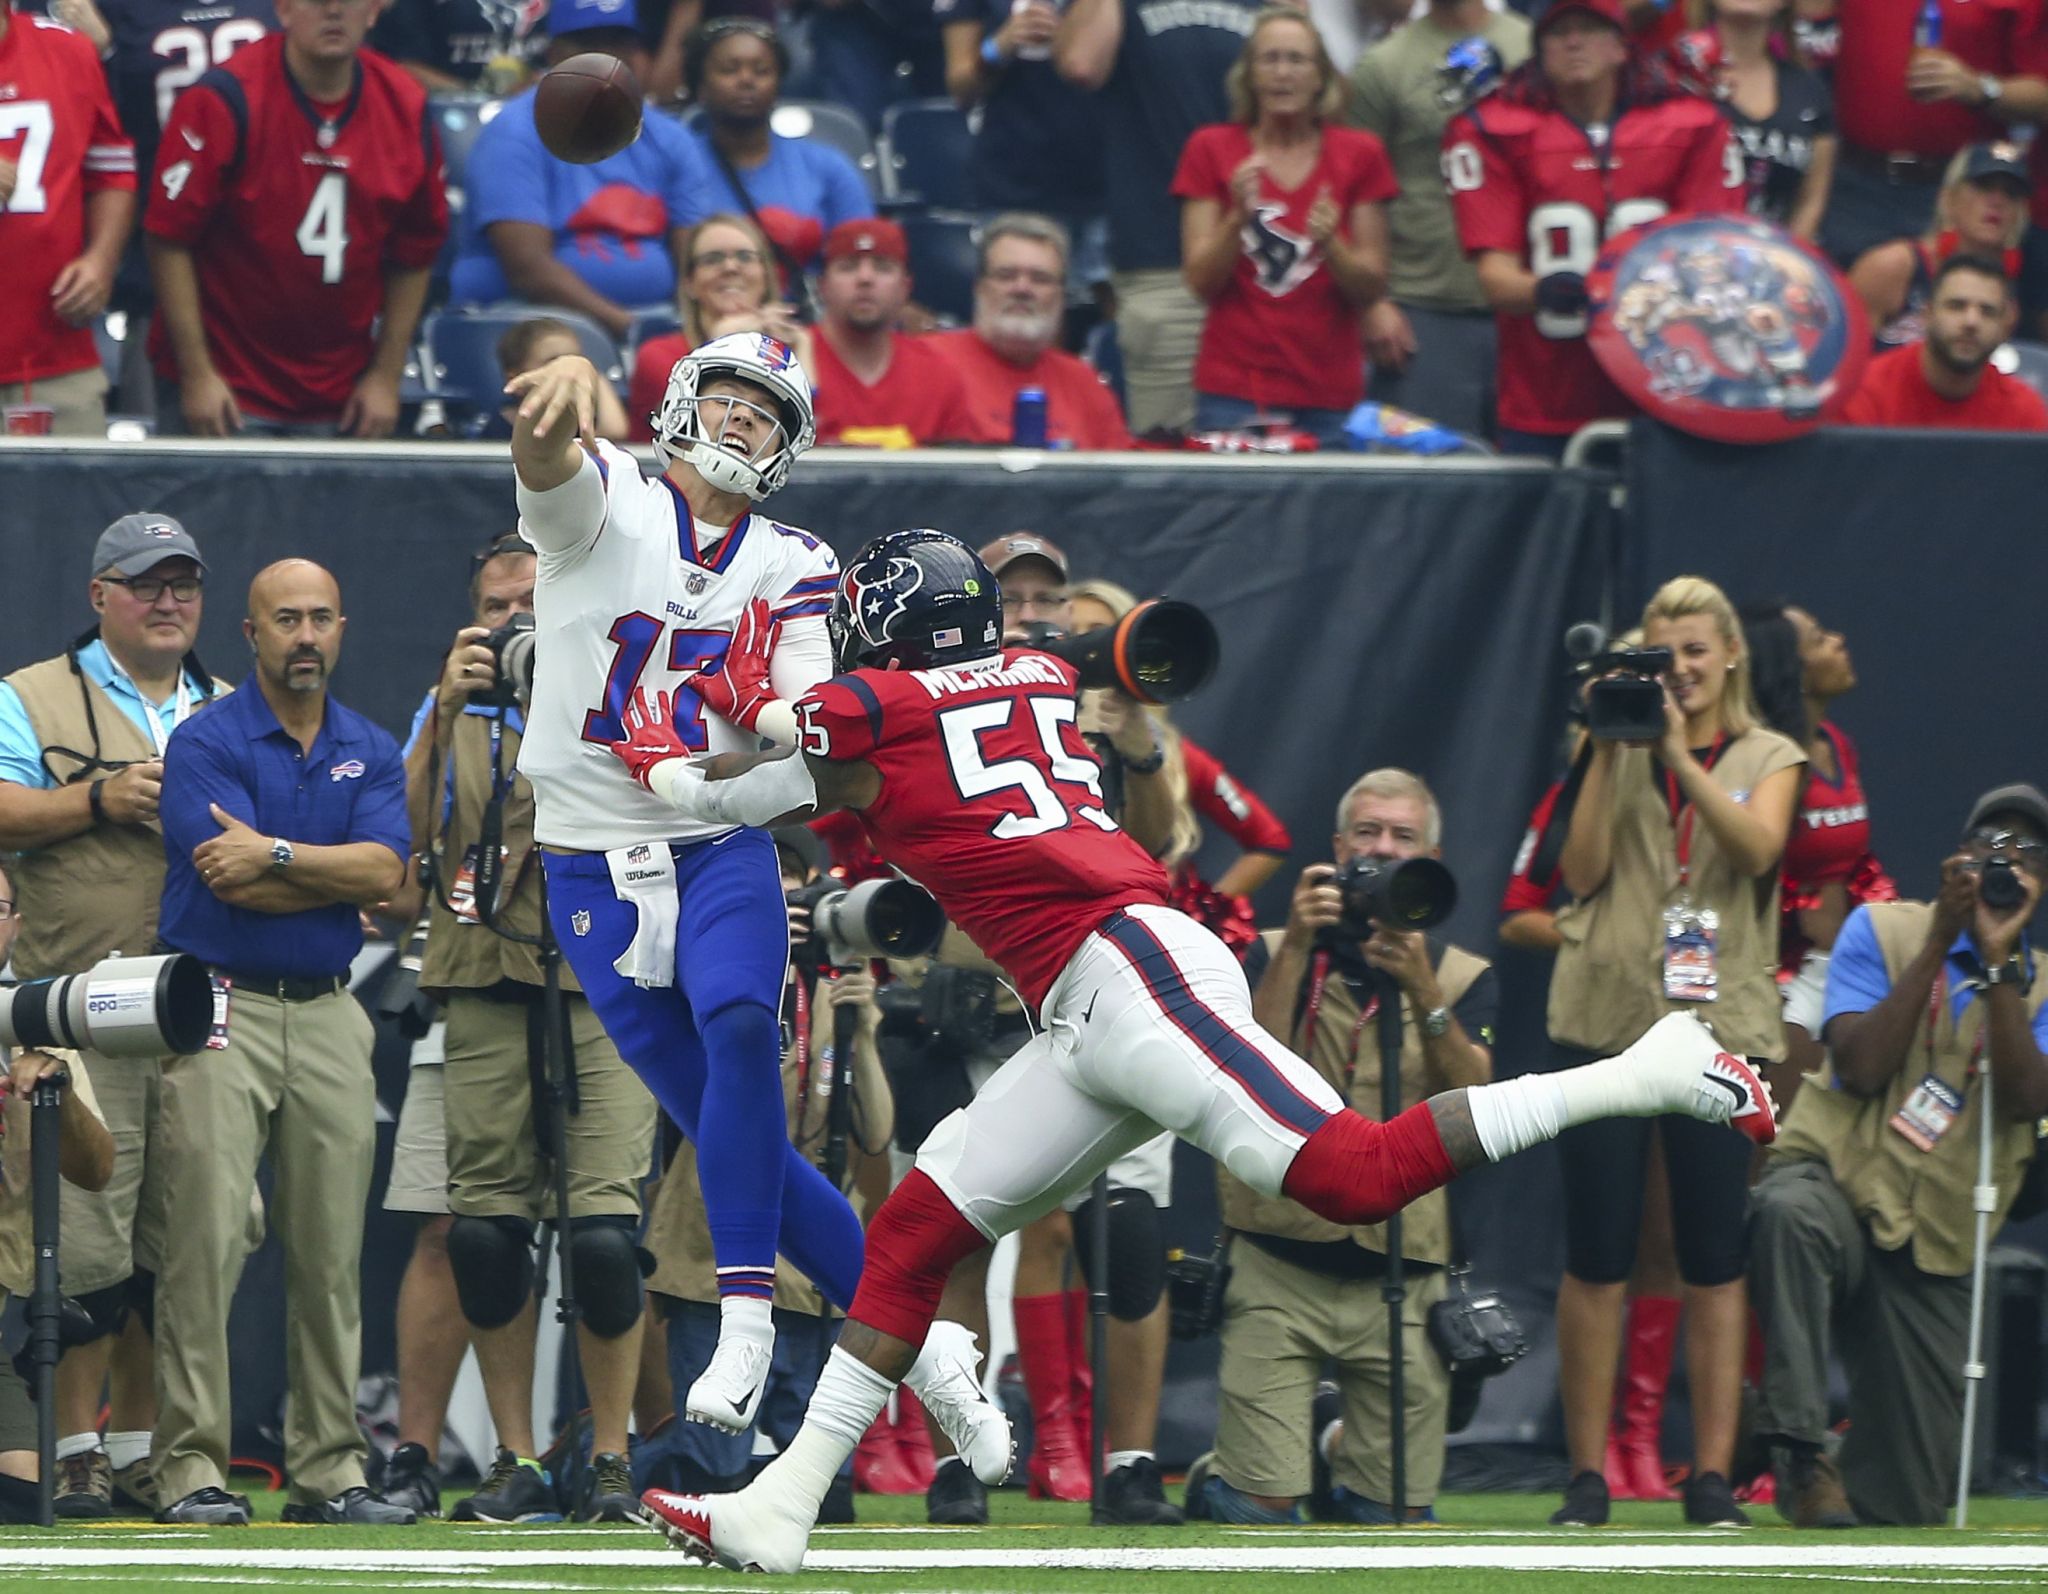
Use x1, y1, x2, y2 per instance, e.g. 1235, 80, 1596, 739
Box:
1, 427, 2042, 1470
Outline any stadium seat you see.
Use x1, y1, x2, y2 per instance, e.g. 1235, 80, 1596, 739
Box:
880, 99, 975, 212
1083, 318, 1125, 416
423, 308, 626, 423
900, 210, 984, 328
428, 94, 501, 192
1996, 339, 2048, 403
673, 101, 881, 199
626, 309, 684, 359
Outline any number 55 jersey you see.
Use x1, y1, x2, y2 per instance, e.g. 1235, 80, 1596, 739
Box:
794, 650, 1169, 1012
142, 33, 447, 423
1444, 77, 1742, 437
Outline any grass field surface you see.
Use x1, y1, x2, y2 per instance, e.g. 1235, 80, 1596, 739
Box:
4, 1491, 2048, 1592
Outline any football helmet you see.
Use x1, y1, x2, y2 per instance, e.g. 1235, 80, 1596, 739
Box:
1437, 35, 1504, 110
652, 332, 817, 500
830, 530, 1003, 674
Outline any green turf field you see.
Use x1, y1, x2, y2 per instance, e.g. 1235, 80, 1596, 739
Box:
4, 1490, 2048, 1592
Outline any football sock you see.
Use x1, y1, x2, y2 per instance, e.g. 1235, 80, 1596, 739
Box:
56, 1433, 100, 1463
716, 1293, 775, 1353
105, 1432, 151, 1472
1280, 1105, 1458, 1226
750, 1348, 894, 1510
1466, 1046, 1676, 1162
1106, 1449, 1153, 1474
848, 1170, 991, 1347
696, 1000, 789, 1286
771, 1144, 867, 1309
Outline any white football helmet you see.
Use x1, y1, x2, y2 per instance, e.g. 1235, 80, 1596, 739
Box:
652, 332, 816, 501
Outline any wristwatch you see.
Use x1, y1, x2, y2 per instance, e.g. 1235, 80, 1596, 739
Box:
1982, 956, 2026, 989
1422, 1005, 1453, 1039
270, 837, 295, 871
1979, 74, 2005, 106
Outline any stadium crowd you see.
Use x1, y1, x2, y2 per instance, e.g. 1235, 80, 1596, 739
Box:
7, 0, 2048, 445
0, 0, 2045, 1554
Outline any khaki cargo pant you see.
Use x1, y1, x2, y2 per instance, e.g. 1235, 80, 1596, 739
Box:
58, 1052, 165, 1295
152, 986, 375, 1506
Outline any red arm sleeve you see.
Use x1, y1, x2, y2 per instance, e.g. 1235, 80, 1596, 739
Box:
143, 85, 240, 244
1444, 110, 1526, 257
793, 674, 889, 762
1181, 738, 1291, 853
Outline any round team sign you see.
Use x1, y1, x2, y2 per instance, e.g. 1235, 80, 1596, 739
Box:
1588, 213, 1870, 444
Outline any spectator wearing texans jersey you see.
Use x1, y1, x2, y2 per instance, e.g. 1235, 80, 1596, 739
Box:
923, 214, 1135, 448
144, 0, 447, 435
0, 8, 136, 436
1175, 8, 1397, 447
1698, 0, 1837, 240
685, 17, 875, 285
1841, 252, 2048, 429
1820, 0, 2048, 270
1445, 0, 1743, 457
449, 0, 712, 344
1850, 142, 2028, 350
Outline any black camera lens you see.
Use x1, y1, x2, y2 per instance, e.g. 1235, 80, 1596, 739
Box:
1332, 855, 1458, 937
1980, 856, 2026, 911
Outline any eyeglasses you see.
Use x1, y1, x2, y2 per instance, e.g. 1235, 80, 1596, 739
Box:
102, 575, 202, 603
1252, 49, 1316, 67
986, 265, 1062, 289
0, 899, 15, 919
692, 248, 765, 272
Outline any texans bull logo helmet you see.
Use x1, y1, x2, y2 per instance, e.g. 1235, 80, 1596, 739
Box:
830, 530, 1004, 674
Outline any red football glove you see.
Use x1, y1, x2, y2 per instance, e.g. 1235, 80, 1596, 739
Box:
610, 688, 689, 790
693, 597, 783, 732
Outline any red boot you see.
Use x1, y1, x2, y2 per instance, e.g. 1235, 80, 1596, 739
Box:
853, 1392, 924, 1496
1063, 1287, 1095, 1470
1014, 1292, 1090, 1502
892, 1387, 938, 1494
1604, 1295, 1681, 1502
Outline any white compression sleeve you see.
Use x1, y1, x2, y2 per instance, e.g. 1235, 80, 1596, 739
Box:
513, 448, 606, 557
647, 750, 818, 827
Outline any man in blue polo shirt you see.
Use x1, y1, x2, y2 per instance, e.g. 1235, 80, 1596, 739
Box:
1750, 783, 2048, 1529
450, 0, 713, 342
150, 559, 414, 1528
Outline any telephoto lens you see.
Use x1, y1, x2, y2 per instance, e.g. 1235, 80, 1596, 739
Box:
0, 953, 214, 1057
1036, 599, 1220, 706
1332, 855, 1459, 939
808, 878, 947, 965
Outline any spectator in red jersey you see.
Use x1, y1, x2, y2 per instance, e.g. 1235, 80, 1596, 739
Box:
144, 0, 447, 436
1841, 253, 2048, 429
1819, 0, 2048, 269
1850, 142, 2028, 349
923, 214, 1134, 449
808, 219, 975, 448
1445, 0, 1744, 457
1174, 7, 1397, 447
628, 213, 807, 442
0, 9, 136, 436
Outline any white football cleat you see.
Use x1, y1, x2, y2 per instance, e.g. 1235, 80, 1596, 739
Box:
905, 1320, 1014, 1487
642, 1487, 809, 1575
1624, 1012, 1779, 1145
684, 1334, 774, 1434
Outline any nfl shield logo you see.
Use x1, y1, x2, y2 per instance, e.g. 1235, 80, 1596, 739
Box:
626, 843, 651, 864
571, 910, 592, 937
686, 573, 707, 595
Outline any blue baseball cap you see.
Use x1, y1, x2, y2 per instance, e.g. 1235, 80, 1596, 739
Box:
549, 0, 639, 38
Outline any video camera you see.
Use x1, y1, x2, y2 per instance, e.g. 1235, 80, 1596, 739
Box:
0, 953, 214, 1057
1565, 621, 1674, 743
1022, 598, 1220, 706
788, 876, 946, 971
1328, 854, 1458, 941
476, 613, 538, 710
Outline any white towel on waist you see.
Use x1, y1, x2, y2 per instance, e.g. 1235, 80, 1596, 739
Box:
605, 843, 679, 988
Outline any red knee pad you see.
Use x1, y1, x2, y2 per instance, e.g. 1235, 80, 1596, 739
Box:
1281, 1104, 1458, 1227
848, 1169, 991, 1347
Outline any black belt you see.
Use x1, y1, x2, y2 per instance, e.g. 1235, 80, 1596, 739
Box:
210, 966, 346, 1003
1841, 144, 1949, 184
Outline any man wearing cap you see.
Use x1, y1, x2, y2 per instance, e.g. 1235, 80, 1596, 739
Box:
924, 213, 1135, 449
1749, 784, 2048, 1528
0, 513, 224, 1518
1842, 253, 2048, 431
450, 1, 714, 343
811, 220, 976, 448
150, 559, 414, 1526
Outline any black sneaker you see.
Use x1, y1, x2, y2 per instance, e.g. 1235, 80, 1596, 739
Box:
579, 1451, 641, 1524
281, 1486, 418, 1525
1183, 1452, 1214, 1522
54, 1449, 113, 1519
926, 1457, 988, 1526
1683, 1470, 1751, 1528
156, 1486, 252, 1526
379, 1443, 443, 1520
1095, 1457, 1185, 1527
453, 1448, 563, 1524
1550, 1470, 1610, 1527
818, 1473, 856, 1526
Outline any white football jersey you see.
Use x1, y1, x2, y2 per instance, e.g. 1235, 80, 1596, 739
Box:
519, 442, 839, 850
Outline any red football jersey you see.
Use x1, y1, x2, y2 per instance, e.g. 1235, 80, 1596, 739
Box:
1500, 778, 1567, 918
0, 16, 137, 383
1835, 0, 2048, 161
1778, 721, 1898, 975
1169, 123, 1400, 413
144, 34, 447, 421
919, 331, 1135, 450
1840, 341, 2048, 430
793, 649, 1170, 1009
1182, 737, 1291, 856
1445, 92, 1745, 435
809, 329, 977, 447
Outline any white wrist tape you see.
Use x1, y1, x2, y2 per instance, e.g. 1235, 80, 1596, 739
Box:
754, 700, 800, 748
647, 750, 817, 827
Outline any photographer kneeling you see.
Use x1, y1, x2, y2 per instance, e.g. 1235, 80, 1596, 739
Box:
1751, 786, 2048, 1529
402, 536, 657, 1524
1548, 576, 1805, 1529
1197, 770, 1495, 1526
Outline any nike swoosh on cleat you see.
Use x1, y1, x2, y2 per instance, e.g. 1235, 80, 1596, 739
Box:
729, 1383, 759, 1422
1706, 1073, 1750, 1113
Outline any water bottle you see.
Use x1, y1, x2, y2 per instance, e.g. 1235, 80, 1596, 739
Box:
1914, 0, 1942, 51
1011, 387, 1048, 447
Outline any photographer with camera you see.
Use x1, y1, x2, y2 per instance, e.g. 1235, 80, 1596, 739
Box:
1547, 575, 1805, 1529
400, 534, 656, 1525
1193, 769, 1493, 1527
0, 513, 226, 1518
644, 829, 895, 1518
1749, 785, 2048, 1530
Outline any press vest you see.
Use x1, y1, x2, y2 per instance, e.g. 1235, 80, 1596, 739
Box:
1548, 728, 1805, 1058
1219, 931, 1489, 1265
3, 653, 221, 979
1773, 901, 2046, 1277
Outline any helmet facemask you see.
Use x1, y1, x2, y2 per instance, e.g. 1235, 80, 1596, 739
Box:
651, 335, 817, 502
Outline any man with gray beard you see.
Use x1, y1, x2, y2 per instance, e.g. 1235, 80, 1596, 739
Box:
923, 213, 1135, 449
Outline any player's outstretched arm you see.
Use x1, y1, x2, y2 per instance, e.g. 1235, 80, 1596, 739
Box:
508, 354, 601, 494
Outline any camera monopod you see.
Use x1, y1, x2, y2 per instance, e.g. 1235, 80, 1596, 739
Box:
1086, 1170, 1111, 1524
30, 1069, 66, 1527
1372, 974, 1408, 1519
